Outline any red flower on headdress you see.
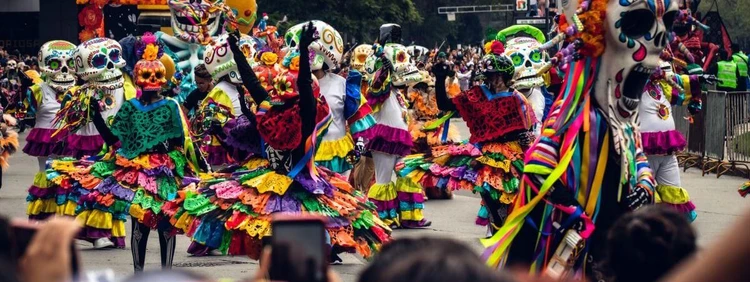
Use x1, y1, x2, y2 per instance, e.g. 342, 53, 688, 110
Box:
79, 29, 97, 42
79, 5, 104, 30
90, 0, 110, 7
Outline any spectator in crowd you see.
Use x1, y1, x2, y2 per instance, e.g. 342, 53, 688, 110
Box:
605, 205, 697, 282
712, 49, 738, 92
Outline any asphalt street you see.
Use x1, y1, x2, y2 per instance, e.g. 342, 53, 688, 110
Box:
0, 121, 747, 281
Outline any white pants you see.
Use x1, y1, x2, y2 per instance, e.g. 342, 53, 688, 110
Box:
37, 157, 46, 172
647, 155, 681, 187
372, 152, 399, 184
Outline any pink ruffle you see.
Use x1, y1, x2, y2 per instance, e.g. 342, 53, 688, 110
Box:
642, 130, 686, 155
397, 191, 425, 203
23, 128, 68, 157
28, 185, 56, 198
662, 201, 696, 214
363, 124, 413, 156
371, 199, 398, 212
61, 135, 105, 158
202, 144, 233, 166
475, 218, 489, 226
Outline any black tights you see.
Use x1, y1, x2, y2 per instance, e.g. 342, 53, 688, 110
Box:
130, 218, 176, 272
480, 191, 509, 234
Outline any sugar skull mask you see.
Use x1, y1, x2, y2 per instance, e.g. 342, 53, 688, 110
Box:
6, 60, 17, 71
597, 0, 679, 121
134, 60, 167, 91
38, 40, 77, 93
350, 44, 373, 74
168, 0, 225, 44
497, 25, 549, 90
365, 43, 421, 87
406, 45, 429, 63
204, 33, 241, 83
284, 20, 344, 71
74, 38, 125, 90
238, 34, 262, 67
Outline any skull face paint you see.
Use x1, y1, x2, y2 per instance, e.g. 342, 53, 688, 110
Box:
284, 20, 344, 71
74, 38, 126, 90
598, 0, 679, 120
504, 37, 548, 90
134, 60, 168, 91
38, 40, 77, 93
168, 0, 224, 44
203, 33, 241, 83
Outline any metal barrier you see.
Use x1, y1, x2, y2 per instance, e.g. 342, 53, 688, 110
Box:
700, 90, 727, 176
722, 91, 750, 177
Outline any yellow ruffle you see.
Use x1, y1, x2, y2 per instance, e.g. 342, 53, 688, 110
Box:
396, 177, 423, 194
315, 134, 354, 161
367, 182, 398, 202
32, 171, 51, 188
243, 157, 270, 170
56, 200, 78, 216
477, 157, 513, 171
243, 172, 293, 195
173, 212, 194, 232
26, 198, 57, 215
656, 184, 691, 205
500, 192, 516, 205
129, 204, 146, 221
112, 220, 126, 237
238, 218, 272, 238
76, 210, 113, 230
401, 209, 425, 221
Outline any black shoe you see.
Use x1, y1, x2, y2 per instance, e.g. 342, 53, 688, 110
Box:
329, 252, 343, 265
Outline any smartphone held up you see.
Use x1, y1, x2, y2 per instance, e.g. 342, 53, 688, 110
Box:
269, 214, 329, 282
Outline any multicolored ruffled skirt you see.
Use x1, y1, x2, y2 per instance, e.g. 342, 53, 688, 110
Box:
50, 150, 195, 247
396, 143, 480, 200
315, 133, 355, 173
472, 141, 524, 226
170, 157, 391, 260
26, 157, 100, 221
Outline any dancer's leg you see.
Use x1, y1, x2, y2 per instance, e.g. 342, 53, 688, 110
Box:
158, 225, 176, 269
131, 219, 150, 272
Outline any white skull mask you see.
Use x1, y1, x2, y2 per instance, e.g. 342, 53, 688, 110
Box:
168, 0, 224, 44
365, 44, 421, 87
505, 37, 548, 90
39, 40, 77, 93
350, 44, 373, 74
6, 60, 17, 71
204, 33, 241, 83
74, 38, 125, 90
597, 0, 679, 122
284, 20, 344, 71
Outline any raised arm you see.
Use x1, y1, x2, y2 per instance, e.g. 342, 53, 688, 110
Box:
228, 31, 268, 105
432, 62, 457, 112
297, 22, 317, 140
90, 97, 119, 147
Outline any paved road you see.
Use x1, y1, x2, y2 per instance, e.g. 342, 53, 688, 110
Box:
0, 123, 748, 281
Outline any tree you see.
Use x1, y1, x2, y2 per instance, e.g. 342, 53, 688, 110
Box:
698, 0, 750, 49
257, 0, 421, 43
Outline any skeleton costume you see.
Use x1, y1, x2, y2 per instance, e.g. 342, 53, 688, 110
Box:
363, 24, 431, 228
172, 27, 391, 260
281, 21, 376, 176
431, 44, 536, 230
640, 60, 701, 221
38, 38, 136, 249
25, 41, 79, 220
60, 34, 202, 271
497, 25, 554, 136
394, 72, 465, 200
483, 0, 674, 277
192, 34, 258, 167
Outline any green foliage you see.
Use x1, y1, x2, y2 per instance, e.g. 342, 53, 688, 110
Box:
257, 0, 509, 46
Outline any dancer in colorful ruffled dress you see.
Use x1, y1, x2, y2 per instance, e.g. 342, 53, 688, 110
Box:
172, 25, 390, 263
640, 60, 713, 221
432, 44, 536, 234
36, 37, 136, 250
25, 40, 78, 219
194, 34, 258, 167
363, 24, 430, 229
279, 21, 376, 178
66, 34, 202, 271
395, 71, 465, 200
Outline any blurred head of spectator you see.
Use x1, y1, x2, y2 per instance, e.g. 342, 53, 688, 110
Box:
605, 205, 697, 282
358, 237, 514, 282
